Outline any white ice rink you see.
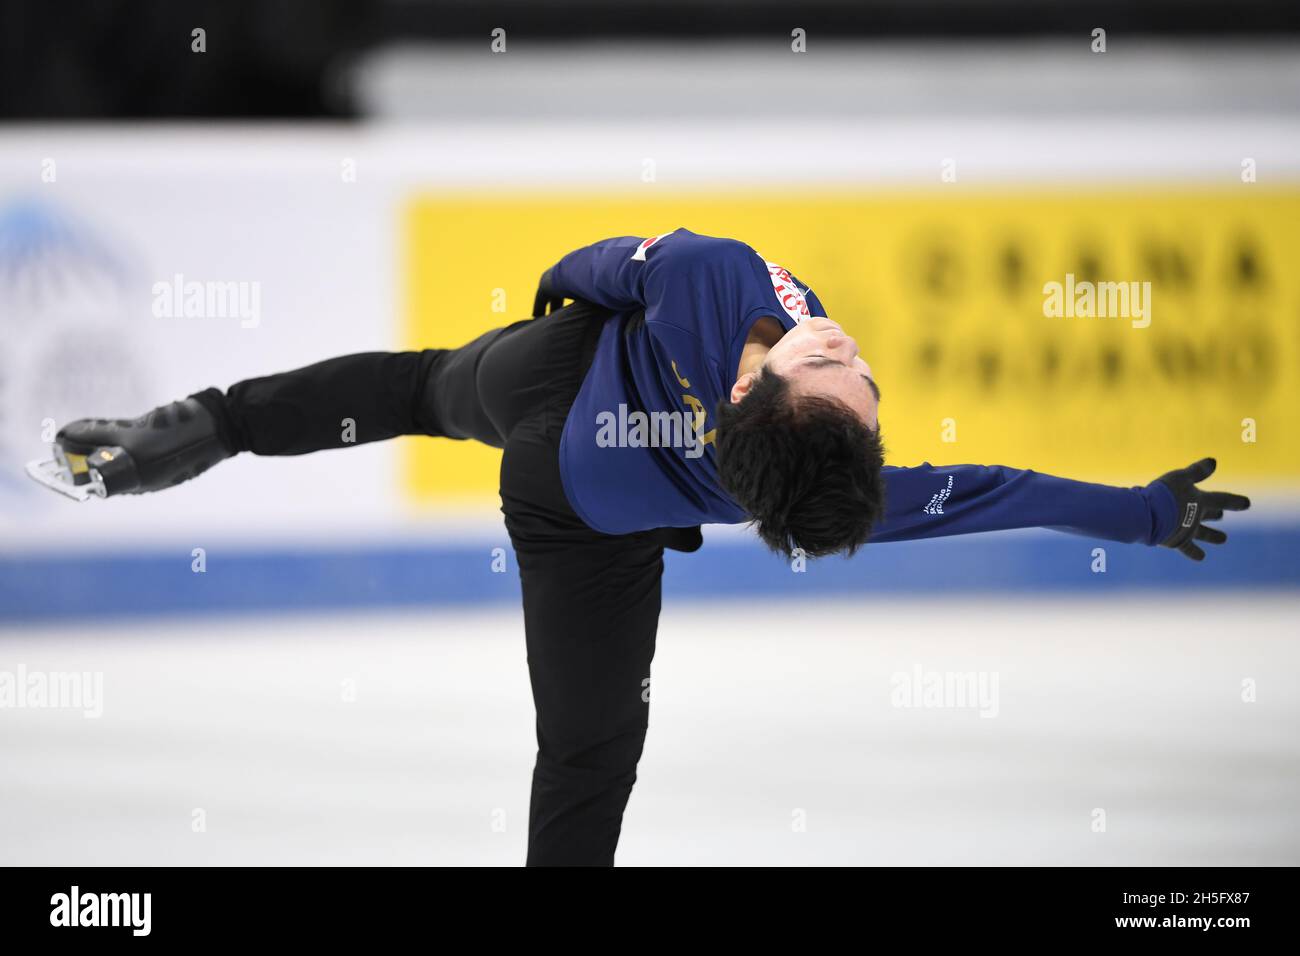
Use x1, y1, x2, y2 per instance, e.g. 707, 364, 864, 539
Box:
1, 595, 1297, 866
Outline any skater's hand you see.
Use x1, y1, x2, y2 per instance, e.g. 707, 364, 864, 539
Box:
533, 267, 566, 317
1154, 458, 1250, 561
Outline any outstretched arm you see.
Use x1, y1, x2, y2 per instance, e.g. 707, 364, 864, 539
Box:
870, 458, 1249, 561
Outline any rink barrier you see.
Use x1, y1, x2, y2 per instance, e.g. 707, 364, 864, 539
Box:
1, 525, 1297, 622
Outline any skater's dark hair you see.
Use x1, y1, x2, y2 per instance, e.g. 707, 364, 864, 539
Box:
716, 370, 885, 559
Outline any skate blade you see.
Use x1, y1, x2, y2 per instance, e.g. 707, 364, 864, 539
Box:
24, 453, 105, 501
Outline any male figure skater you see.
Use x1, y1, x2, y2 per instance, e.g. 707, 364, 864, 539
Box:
29, 228, 1250, 865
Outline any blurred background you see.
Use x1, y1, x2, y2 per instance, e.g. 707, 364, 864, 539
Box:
0, 1, 1297, 865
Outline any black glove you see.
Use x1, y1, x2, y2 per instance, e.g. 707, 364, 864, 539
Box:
532, 267, 566, 317
1155, 458, 1250, 561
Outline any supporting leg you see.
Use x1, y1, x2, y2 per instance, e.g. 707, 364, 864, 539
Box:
501, 420, 665, 867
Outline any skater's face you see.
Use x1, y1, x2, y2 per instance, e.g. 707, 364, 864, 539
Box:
746, 317, 879, 429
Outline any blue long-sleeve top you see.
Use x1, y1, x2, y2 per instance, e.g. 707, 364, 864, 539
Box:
548, 228, 1178, 546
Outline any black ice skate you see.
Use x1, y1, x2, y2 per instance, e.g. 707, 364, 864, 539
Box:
25, 397, 234, 501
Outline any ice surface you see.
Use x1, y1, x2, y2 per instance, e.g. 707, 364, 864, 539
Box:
1, 595, 1296, 866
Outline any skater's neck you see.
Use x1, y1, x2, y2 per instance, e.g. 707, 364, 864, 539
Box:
736, 316, 784, 380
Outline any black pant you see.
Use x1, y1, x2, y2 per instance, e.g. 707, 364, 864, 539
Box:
202, 303, 676, 866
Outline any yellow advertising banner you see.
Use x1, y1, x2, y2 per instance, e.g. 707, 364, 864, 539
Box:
405, 189, 1300, 501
